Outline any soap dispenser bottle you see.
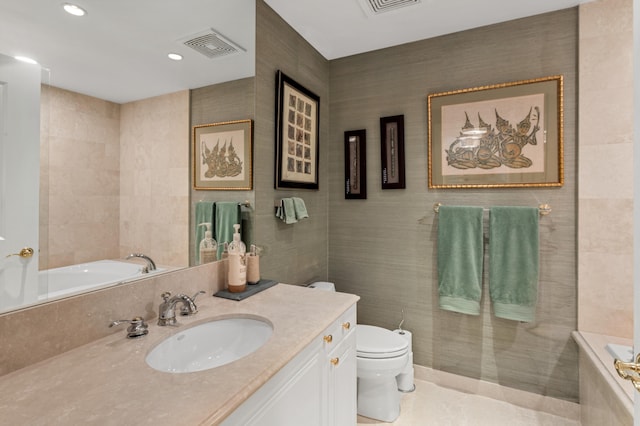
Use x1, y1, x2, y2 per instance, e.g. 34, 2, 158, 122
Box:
227, 224, 247, 293
247, 244, 261, 285
198, 223, 217, 264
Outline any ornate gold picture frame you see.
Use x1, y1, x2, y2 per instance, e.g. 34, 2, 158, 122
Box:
428, 75, 563, 189
193, 119, 253, 190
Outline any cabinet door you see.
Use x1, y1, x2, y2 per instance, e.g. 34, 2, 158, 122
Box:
246, 352, 323, 426
328, 330, 357, 426
222, 340, 323, 426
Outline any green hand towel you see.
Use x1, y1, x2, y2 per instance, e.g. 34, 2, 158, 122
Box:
489, 206, 539, 322
437, 206, 484, 315
214, 202, 241, 258
282, 198, 297, 224
292, 197, 309, 219
195, 201, 214, 264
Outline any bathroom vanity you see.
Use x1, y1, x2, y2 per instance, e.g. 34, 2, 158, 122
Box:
222, 304, 357, 425
0, 284, 358, 425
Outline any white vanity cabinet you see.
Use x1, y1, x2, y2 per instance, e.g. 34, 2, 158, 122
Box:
222, 304, 357, 426
322, 305, 357, 426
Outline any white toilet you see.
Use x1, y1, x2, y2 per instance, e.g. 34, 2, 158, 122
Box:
309, 282, 409, 422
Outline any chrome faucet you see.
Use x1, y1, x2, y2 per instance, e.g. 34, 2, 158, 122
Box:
180, 290, 206, 316
109, 316, 149, 338
157, 292, 197, 326
125, 253, 156, 273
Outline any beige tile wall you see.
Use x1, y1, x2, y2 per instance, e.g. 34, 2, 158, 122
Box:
120, 90, 190, 267
40, 88, 189, 270
40, 85, 121, 269
578, 0, 633, 338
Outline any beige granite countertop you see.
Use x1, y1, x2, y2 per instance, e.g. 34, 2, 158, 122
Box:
0, 284, 359, 425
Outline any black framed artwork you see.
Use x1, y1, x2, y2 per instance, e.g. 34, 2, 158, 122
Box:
275, 70, 320, 190
344, 129, 367, 199
380, 115, 406, 189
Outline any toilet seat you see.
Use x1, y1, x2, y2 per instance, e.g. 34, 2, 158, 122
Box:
357, 325, 408, 359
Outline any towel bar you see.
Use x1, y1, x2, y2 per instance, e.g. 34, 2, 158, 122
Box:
197, 200, 251, 208
433, 202, 551, 216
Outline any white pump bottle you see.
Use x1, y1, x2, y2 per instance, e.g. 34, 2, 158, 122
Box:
227, 224, 247, 292
198, 223, 217, 264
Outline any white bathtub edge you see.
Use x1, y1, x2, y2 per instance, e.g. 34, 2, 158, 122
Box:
572, 330, 634, 416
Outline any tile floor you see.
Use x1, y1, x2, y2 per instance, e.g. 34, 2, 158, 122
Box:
356, 379, 580, 426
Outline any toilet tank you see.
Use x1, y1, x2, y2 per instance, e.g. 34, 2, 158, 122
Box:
308, 282, 335, 292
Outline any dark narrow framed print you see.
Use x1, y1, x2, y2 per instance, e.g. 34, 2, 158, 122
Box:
344, 129, 367, 199
275, 70, 320, 190
380, 115, 406, 189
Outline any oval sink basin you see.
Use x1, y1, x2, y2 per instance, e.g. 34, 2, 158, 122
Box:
146, 317, 273, 373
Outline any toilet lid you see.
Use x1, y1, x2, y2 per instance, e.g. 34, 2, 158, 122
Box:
357, 325, 409, 359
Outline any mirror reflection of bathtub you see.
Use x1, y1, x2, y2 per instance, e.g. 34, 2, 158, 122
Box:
38, 260, 170, 301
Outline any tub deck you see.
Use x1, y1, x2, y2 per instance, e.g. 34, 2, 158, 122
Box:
572, 331, 633, 421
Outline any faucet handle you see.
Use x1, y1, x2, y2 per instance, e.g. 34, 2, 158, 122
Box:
180, 290, 206, 316
191, 290, 206, 300
109, 316, 149, 338
161, 291, 172, 301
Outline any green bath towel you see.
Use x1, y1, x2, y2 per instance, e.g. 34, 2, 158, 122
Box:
437, 206, 484, 315
489, 206, 539, 322
195, 201, 214, 264
214, 202, 241, 258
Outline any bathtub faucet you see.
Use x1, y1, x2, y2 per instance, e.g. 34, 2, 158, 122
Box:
157, 292, 197, 326
125, 253, 156, 273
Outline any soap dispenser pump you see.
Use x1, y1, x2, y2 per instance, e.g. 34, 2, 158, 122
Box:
198, 223, 217, 264
227, 224, 247, 292
228, 224, 246, 254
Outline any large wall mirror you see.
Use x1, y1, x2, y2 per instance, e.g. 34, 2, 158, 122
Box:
0, 0, 256, 314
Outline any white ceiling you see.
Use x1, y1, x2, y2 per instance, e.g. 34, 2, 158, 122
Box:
0, 0, 256, 104
264, 0, 594, 60
0, 0, 592, 104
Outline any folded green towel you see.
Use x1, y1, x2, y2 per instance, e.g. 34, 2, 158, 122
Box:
489, 206, 539, 322
214, 202, 241, 258
292, 197, 309, 219
437, 206, 484, 315
195, 201, 214, 264
282, 198, 297, 224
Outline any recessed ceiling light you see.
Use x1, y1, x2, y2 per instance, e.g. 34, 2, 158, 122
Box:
14, 56, 38, 65
63, 3, 87, 16
167, 53, 183, 61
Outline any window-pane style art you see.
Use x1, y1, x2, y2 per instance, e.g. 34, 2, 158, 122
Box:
275, 70, 320, 190
428, 75, 563, 189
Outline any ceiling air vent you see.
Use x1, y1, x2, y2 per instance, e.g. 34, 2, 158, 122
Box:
359, 0, 421, 15
180, 29, 245, 59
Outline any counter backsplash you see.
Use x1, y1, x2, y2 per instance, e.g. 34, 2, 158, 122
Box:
0, 261, 227, 377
